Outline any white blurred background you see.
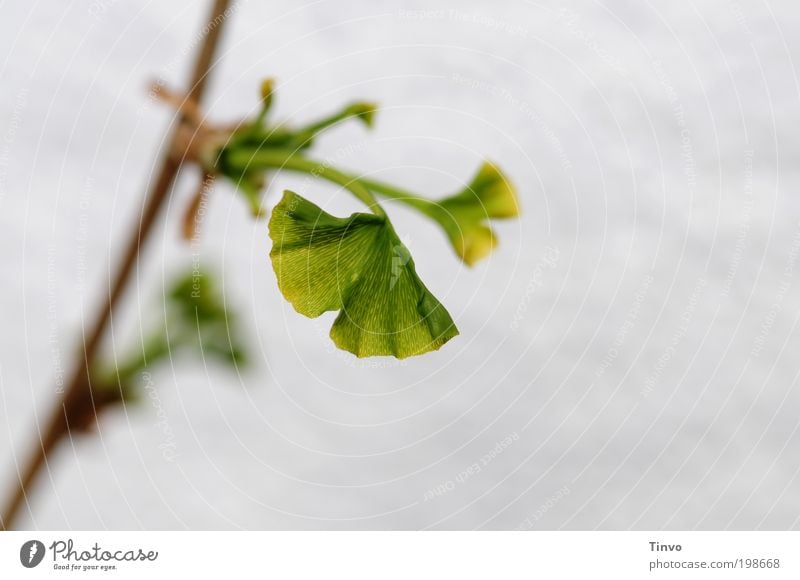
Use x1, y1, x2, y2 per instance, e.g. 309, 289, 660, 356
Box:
2, 0, 800, 529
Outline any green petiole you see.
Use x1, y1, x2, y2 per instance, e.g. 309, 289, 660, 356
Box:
223, 147, 387, 217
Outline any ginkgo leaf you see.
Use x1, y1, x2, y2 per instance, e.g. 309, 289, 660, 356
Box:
269, 190, 459, 358
430, 161, 519, 266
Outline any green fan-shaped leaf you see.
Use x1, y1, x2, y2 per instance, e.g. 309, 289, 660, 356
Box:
269, 191, 459, 358
430, 161, 519, 266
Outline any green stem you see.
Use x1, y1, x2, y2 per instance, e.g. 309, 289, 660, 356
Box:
252, 78, 275, 128
353, 176, 440, 216
225, 148, 386, 217
290, 102, 374, 146
101, 332, 171, 387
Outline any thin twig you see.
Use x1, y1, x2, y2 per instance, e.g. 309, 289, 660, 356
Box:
182, 172, 215, 242
1, 0, 233, 530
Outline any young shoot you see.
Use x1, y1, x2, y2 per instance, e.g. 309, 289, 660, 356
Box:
167, 79, 520, 358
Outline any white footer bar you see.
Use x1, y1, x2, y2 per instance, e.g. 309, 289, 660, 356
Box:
2, 531, 797, 578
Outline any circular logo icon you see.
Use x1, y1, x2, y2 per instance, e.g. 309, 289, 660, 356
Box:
19, 540, 45, 568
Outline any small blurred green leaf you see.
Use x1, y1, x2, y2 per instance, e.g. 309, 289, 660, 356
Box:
95, 269, 248, 395
166, 269, 248, 368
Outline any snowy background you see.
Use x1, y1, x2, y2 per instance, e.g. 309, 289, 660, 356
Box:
2, 0, 800, 529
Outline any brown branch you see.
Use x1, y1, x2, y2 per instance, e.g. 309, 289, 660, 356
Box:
1, 0, 234, 530
182, 172, 215, 242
